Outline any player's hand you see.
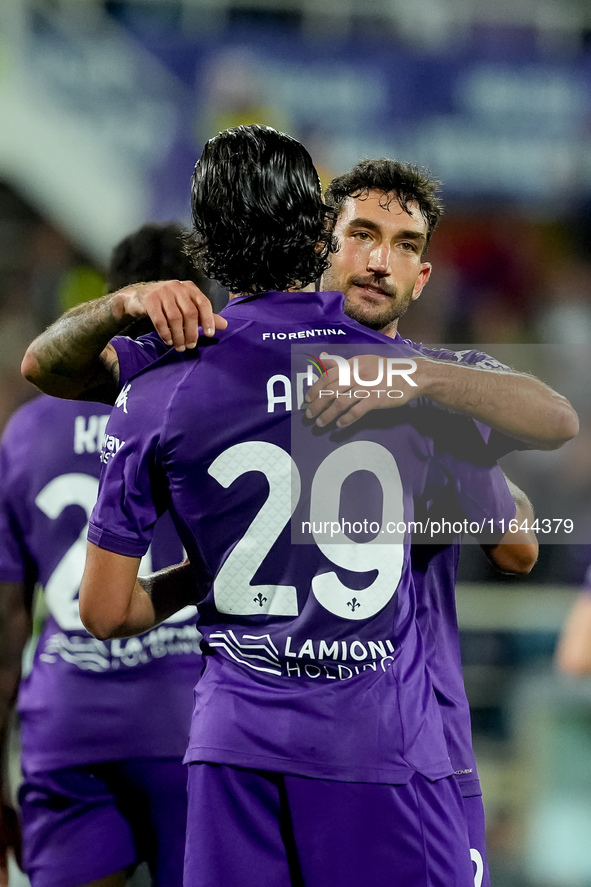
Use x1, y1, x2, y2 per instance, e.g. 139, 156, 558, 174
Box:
113, 280, 228, 351
304, 353, 423, 428
0, 802, 22, 886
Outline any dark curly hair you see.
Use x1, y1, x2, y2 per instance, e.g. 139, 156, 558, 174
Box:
325, 159, 443, 251
185, 125, 336, 293
108, 222, 228, 316
107, 222, 206, 291
107, 222, 229, 337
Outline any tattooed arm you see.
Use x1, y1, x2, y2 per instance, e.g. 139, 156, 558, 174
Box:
22, 291, 132, 404
21, 281, 226, 404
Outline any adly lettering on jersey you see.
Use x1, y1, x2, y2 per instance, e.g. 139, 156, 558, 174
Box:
266, 370, 320, 413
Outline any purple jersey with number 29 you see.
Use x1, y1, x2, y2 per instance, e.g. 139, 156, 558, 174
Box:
114, 304, 517, 802
92, 290, 515, 785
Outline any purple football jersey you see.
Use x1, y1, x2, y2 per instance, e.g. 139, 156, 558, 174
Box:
90, 290, 514, 784
114, 331, 170, 384
407, 342, 525, 797
0, 395, 201, 774
411, 544, 480, 795
113, 321, 520, 796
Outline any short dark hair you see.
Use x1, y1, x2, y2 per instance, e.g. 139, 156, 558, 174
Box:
325, 159, 443, 249
107, 222, 228, 338
185, 125, 335, 293
107, 222, 205, 291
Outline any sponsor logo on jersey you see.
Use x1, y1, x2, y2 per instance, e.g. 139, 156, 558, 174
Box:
283, 635, 396, 680
207, 629, 396, 680
100, 434, 126, 463
41, 623, 202, 671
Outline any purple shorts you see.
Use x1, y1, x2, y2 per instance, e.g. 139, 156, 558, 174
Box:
461, 794, 490, 887
184, 763, 475, 887
19, 758, 187, 887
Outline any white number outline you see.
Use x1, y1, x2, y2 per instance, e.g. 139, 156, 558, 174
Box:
208, 441, 405, 620
208, 442, 300, 616
35, 474, 99, 631
470, 849, 484, 887
311, 441, 404, 619
35, 473, 195, 631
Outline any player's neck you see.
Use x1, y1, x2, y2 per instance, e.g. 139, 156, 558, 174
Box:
379, 321, 399, 339
228, 283, 314, 299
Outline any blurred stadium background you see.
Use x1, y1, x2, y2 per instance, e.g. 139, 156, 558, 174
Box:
2, 1, 591, 884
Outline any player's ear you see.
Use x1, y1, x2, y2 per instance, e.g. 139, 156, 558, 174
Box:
411, 263, 431, 302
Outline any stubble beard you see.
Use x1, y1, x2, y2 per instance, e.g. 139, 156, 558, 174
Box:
321, 269, 415, 333
342, 294, 411, 332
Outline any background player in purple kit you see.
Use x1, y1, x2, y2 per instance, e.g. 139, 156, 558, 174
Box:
555, 563, 591, 676
20, 157, 557, 887
0, 224, 210, 887
78, 124, 523, 887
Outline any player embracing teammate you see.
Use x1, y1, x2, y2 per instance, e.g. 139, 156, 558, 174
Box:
19, 125, 577, 886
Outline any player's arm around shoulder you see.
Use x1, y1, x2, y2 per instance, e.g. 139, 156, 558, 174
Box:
21, 280, 226, 402
481, 476, 538, 575
21, 291, 128, 402
417, 356, 578, 451
305, 350, 578, 450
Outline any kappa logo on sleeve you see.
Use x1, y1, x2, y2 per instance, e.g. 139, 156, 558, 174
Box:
114, 382, 131, 413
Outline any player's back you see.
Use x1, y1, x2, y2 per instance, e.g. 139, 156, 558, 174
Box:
93, 290, 513, 786
0, 395, 200, 774
106, 298, 514, 800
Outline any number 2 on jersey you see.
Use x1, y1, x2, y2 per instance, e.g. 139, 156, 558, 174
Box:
35, 474, 194, 631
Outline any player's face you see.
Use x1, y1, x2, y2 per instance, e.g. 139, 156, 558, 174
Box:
321, 190, 432, 335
